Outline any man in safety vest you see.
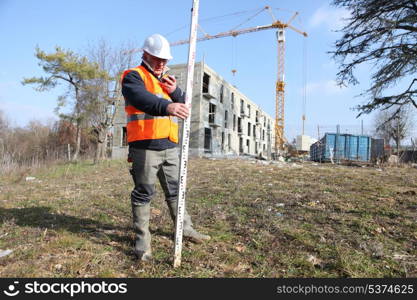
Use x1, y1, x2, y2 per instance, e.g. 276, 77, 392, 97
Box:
121, 33, 210, 261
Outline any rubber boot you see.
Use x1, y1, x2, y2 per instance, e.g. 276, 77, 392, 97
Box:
132, 203, 152, 261
167, 200, 210, 243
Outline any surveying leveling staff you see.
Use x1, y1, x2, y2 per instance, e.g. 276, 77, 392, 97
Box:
121, 34, 210, 261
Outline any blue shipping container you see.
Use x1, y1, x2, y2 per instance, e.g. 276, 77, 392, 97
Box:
310, 133, 371, 162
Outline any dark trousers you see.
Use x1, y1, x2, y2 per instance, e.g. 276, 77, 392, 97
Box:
129, 147, 179, 207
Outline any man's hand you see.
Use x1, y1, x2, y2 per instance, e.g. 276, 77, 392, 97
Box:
167, 103, 189, 120
160, 75, 177, 94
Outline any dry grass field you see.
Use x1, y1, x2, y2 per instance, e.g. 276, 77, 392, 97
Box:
0, 158, 416, 277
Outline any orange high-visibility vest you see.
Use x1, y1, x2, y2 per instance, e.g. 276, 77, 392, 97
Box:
121, 65, 178, 144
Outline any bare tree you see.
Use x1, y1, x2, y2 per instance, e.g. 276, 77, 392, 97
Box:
374, 106, 414, 154
84, 40, 137, 163
0, 110, 8, 131
0, 110, 9, 163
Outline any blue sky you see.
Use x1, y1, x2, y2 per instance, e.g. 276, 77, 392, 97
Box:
0, 0, 408, 141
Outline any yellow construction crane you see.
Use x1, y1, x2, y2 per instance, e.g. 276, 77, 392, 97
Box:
171, 6, 307, 154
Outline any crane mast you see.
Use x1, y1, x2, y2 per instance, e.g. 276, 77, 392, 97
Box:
276, 27, 285, 154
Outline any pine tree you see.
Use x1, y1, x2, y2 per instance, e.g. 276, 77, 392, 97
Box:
23, 46, 109, 160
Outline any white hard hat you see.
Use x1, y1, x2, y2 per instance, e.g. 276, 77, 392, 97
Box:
142, 34, 173, 60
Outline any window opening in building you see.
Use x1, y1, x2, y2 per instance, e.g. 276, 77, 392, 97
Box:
224, 110, 228, 128
221, 132, 224, 150
248, 122, 251, 136
267, 124, 271, 143
209, 103, 216, 124
238, 117, 242, 133
122, 127, 127, 147
220, 84, 224, 103
204, 127, 212, 152
233, 114, 236, 131
203, 73, 210, 93
231, 92, 234, 108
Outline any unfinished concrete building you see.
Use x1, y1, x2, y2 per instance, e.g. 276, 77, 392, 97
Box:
111, 62, 275, 159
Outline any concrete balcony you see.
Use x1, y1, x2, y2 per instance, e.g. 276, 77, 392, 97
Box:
202, 84, 216, 99
240, 109, 248, 118
209, 117, 222, 128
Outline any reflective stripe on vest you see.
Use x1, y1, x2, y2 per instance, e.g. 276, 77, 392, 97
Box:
120, 65, 179, 143
127, 113, 178, 123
